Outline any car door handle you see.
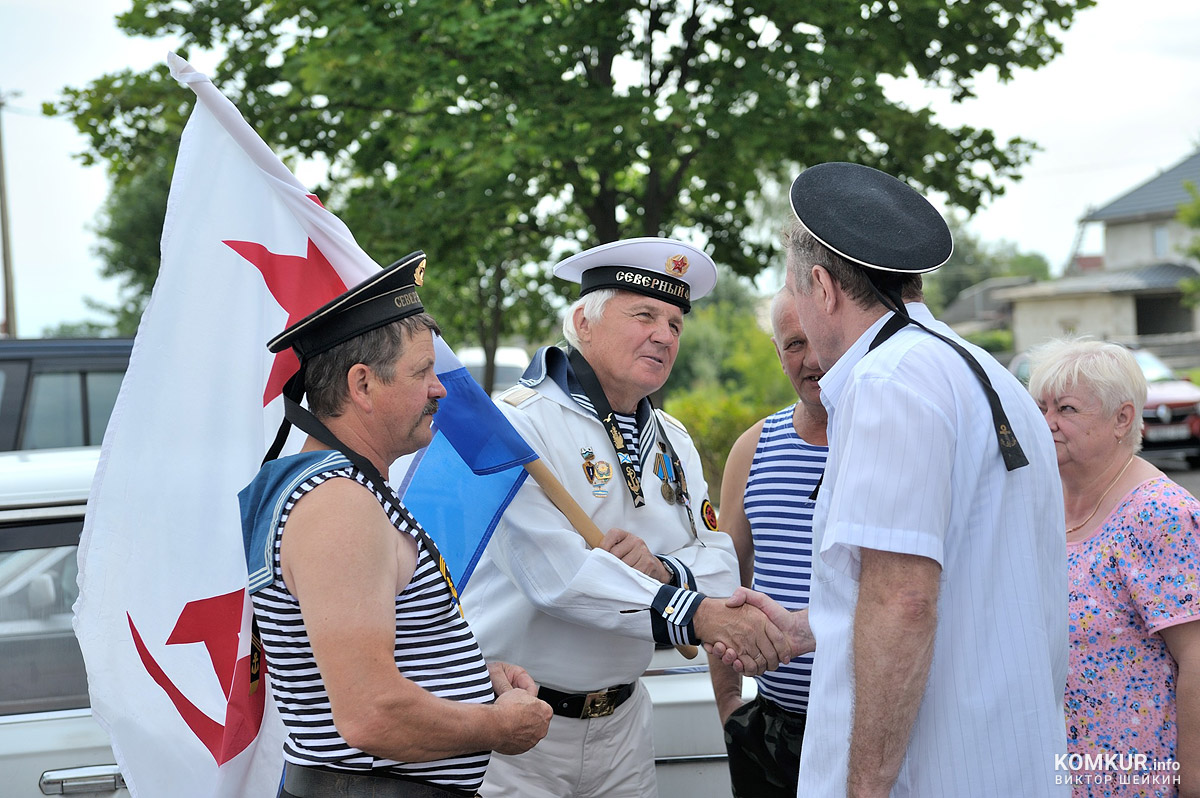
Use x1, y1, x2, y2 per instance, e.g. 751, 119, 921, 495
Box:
39, 765, 126, 795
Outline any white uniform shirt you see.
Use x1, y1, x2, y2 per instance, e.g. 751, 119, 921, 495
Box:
798, 304, 1068, 797
462, 361, 739, 692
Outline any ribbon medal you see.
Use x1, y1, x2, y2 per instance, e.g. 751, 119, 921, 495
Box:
653, 449, 676, 504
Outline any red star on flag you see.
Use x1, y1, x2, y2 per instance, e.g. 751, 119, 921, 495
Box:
224, 237, 347, 405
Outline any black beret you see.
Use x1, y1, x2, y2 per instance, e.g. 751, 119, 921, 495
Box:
789, 162, 952, 274
267, 251, 427, 361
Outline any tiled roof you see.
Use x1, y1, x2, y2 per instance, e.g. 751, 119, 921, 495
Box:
1083, 150, 1200, 223
997, 262, 1200, 300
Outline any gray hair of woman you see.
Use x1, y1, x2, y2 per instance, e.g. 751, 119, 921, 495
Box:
561, 288, 619, 349
1026, 337, 1148, 450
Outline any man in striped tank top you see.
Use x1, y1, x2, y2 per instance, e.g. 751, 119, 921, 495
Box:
240, 254, 552, 798
710, 290, 828, 798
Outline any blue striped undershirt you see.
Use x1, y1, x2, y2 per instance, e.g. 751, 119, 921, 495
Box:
744, 404, 827, 713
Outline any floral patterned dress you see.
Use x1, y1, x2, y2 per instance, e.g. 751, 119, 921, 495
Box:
1066, 476, 1200, 797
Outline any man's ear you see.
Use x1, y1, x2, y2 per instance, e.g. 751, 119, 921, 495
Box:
573, 304, 592, 344
810, 264, 838, 314
345, 363, 374, 413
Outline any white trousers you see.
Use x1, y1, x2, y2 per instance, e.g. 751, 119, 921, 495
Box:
481, 680, 658, 798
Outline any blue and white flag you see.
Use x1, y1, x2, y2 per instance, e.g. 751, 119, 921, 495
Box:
396, 337, 537, 591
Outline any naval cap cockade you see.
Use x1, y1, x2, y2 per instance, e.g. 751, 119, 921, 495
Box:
553, 237, 717, 313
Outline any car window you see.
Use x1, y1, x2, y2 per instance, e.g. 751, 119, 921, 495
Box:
86, 372, 124, 446
467, 364, 527, 391
0, 543, 89, 715
22, 373, 85, 450
19, 370, 125, 450
1134, 350, 1177, 383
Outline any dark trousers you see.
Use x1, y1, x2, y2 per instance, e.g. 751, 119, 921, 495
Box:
723, 694, 807, 798
278, 764, 478, 798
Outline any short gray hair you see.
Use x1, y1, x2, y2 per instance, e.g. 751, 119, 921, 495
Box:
782, 220, 923, 309
1027, 337, 1146, 449
304, 312, 440, 418
562, 288, 618, 349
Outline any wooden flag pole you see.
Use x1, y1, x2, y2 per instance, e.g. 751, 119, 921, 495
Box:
522, 458, 698, 659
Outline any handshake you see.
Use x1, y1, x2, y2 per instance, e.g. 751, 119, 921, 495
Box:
695, 587, 815, 677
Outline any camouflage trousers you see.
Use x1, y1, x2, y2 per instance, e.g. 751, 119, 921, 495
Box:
723, 694, 807, 798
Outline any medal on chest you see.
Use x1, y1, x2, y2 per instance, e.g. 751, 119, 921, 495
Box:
581, 446, 613, 497
654, 449, 677, 504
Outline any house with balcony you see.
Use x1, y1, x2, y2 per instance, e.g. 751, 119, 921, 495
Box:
1000, 149, 1200, 367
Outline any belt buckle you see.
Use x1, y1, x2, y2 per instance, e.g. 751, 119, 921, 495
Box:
581, 689, 617, 718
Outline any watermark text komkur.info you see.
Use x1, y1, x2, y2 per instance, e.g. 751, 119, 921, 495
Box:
1054, 753, 1180, 787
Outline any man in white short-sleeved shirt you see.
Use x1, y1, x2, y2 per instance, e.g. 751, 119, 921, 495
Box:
716, 162, 1068, 797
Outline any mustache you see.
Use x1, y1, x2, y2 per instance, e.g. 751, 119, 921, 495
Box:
423, 399, 440, 416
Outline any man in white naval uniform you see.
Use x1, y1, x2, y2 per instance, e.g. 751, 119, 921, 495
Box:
461, 237, 791, 798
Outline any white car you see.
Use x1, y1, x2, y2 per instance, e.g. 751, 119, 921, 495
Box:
0, 444, 737, 796
457, 345, 532, 398
0, 446, 128, 796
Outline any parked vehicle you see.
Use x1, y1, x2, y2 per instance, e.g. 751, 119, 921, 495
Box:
0, 338, 132, 452
1009, 346, 1200, 467
457, 345, 532, 398
0, 446, 128, 796
1, 440, 736, 795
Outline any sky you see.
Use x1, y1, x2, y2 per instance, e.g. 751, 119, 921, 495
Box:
1, 0, 1199, 337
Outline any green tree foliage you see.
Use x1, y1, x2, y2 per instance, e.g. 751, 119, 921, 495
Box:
1178, 182, 1200, 309
923, 216, 1050, 313
88, 158, 174, 335
963, 328, 1014, 353
41, 320, 115, 338
664, 271, 794, 499
51, 0, 1091, 350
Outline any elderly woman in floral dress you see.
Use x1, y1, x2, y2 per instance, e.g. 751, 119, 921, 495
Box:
1029, 338, 1200, 798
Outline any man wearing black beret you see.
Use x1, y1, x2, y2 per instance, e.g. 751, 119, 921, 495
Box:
239, 253, 552, 798
717, 163, 1068, 796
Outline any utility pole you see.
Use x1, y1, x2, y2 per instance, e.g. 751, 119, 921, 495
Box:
0, 89, 16, 337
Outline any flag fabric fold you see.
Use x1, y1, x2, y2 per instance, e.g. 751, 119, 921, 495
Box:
395, 337, 537, 590
72, 53, 528, 798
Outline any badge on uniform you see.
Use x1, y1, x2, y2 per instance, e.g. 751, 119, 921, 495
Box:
701, 499, 719, 531
653, 450, 676, 504
582, 446, 613, 497
665, 253, 689, 277
581, 447, 597, 483
592, 460, 613, 497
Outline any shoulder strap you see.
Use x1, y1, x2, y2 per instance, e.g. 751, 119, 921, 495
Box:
282, 398, 464, 609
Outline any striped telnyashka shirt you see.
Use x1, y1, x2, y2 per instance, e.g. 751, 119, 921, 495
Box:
251, 465, 493, 791
744, 405, 827, 714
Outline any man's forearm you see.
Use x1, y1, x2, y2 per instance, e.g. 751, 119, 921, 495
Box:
708, 652, 744, 726
847, 549, 940, 798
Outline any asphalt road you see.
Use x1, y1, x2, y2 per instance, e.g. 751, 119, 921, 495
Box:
1146, 455, 1200, 497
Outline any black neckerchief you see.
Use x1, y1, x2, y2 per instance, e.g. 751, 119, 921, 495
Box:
808, 303, 1028, 501
872, 300, 1028, 472
567, 348, 649, 507
566, 348, 699, 538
